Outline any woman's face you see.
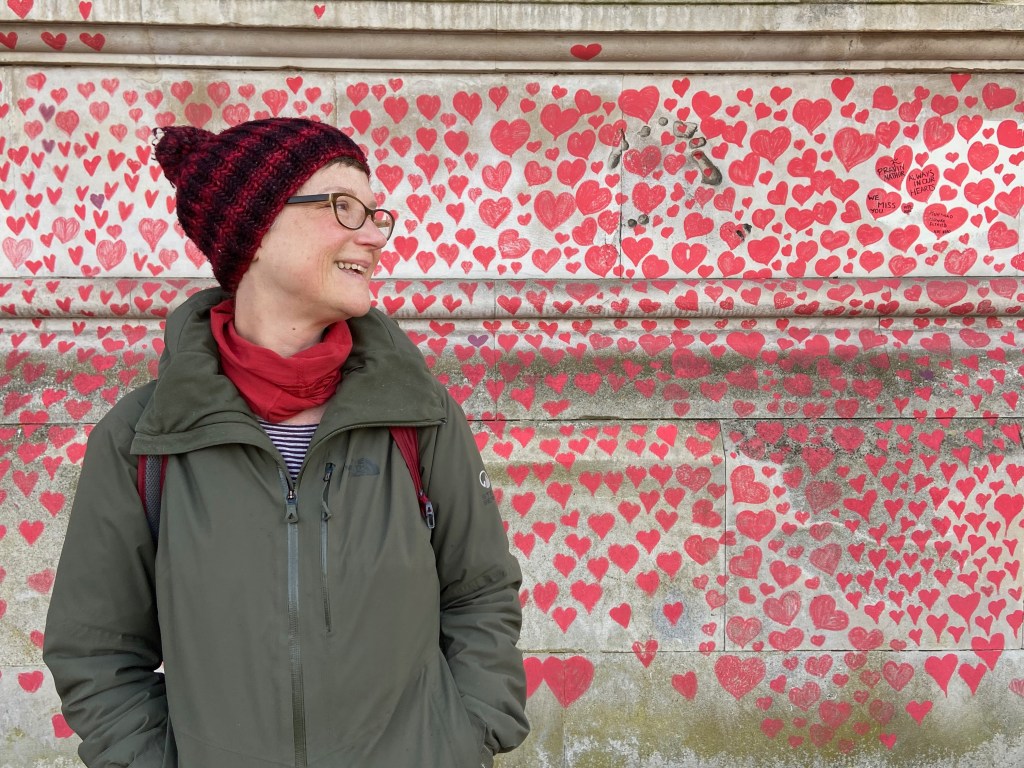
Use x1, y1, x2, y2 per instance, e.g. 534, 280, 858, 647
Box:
238, 162, 387, 326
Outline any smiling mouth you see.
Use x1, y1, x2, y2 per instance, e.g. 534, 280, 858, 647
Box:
336, 262, 367, 274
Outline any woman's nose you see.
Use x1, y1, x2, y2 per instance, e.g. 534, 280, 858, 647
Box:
358, 217, 389, 248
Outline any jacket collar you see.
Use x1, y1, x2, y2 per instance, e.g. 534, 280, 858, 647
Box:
131, 287, 445, 455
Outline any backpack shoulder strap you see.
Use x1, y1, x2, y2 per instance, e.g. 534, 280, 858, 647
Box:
390, 427, 434, 529
137, 454, 168, 542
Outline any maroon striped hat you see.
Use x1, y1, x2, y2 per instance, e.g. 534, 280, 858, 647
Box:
153, 117, 369, 291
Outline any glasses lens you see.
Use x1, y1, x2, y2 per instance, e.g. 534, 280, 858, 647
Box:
333, 196, 364, 229
372, 210, 394, 240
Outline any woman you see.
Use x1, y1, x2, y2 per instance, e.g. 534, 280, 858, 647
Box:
44, 117, 529, 768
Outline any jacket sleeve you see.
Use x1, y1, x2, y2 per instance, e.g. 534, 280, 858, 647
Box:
424, 391, 530, 756
43, 391, 171, 768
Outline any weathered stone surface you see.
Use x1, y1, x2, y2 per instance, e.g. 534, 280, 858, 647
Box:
483, 419, 726, 651
0, 425, 80, 667
502, 650, 1024, 767
4, 5, 1024, 765
721, 419, 1024, 653
0, 666, 79, 767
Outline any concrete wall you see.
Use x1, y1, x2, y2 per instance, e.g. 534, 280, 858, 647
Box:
2, 2, 1024, 766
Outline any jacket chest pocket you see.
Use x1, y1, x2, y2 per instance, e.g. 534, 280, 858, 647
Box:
317, 451, 438, 629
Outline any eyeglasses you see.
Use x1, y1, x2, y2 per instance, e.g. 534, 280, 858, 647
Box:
284, 193, 396, 242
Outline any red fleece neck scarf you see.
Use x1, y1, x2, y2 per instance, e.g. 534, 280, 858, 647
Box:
210, 299, 353, 423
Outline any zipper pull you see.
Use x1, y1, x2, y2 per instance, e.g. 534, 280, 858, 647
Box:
321, 463, 334, 521
419, 491, 435, 530
285, 485, 299, 524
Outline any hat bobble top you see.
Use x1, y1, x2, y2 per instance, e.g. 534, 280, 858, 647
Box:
153, 118, 370, 292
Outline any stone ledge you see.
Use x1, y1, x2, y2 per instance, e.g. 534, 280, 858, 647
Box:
3, 26, 1024, 72
2, 315, 1022, 424
3, 2, 1024, 33
1, 278, 1021, 320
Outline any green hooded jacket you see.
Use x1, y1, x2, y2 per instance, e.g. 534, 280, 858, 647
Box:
44, 287, 530, 767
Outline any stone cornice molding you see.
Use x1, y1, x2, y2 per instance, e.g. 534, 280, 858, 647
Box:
3, 2, 1024, 33
2, 3, 1024, 72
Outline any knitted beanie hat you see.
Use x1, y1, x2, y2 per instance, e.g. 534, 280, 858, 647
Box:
153, 117, 370, 292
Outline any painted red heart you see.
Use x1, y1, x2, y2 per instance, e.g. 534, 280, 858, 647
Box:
542, 656, 594, 707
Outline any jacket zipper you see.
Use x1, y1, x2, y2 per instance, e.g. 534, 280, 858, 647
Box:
320, 463, 334, 633
278, 468, 307, 768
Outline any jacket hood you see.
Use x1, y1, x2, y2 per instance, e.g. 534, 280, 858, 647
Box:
131, 287, 445, 455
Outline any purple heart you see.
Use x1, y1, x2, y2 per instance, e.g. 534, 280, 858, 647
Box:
468, 334, 488, 347
39, 104, 55, 121
90, 193, 105, 209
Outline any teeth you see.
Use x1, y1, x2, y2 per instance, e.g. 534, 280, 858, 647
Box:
337, 262, 366, 273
